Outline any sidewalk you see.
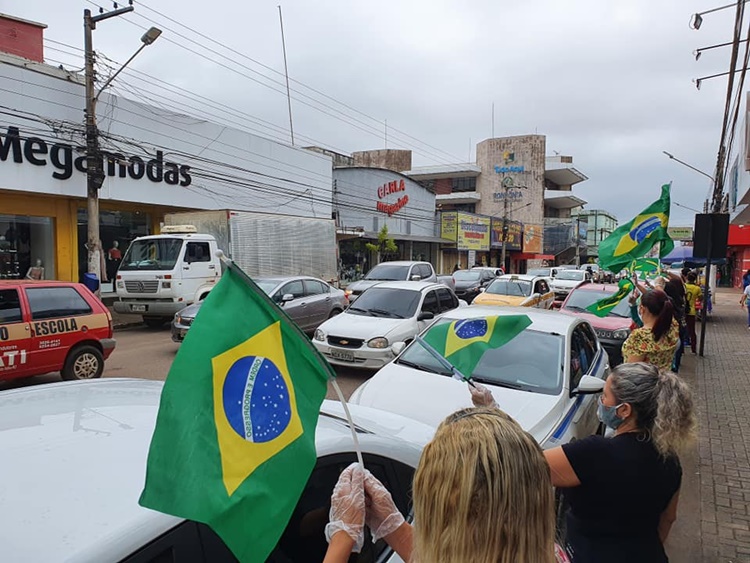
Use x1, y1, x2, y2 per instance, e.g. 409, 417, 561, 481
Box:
694, 288, 750, 561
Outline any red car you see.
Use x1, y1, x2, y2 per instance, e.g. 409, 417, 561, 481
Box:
0, 281, 116, 382
559, 282, 635, 366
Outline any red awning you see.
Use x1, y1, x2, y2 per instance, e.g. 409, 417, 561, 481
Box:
515, 253, 555, 260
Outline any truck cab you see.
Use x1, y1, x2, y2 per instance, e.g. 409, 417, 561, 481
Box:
113, 226, 221, 327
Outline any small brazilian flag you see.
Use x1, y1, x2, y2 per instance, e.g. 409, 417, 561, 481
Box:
139, 263, 331, 562
598, 184, 674, 273
585, 278, 635, 318
630, 257, 660, 274
422, 315, 531, 377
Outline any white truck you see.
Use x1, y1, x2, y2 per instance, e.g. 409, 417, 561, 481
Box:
113, 210, 338, 327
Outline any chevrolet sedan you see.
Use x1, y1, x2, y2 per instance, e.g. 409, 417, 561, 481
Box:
350, 306, 609, 448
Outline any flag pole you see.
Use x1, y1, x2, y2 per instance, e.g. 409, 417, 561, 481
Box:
215, 252, 364, 467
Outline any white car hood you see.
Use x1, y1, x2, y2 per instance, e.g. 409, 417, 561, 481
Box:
320, 312, 412, 340
350, 363, 563, 445
551, 279, 582, 289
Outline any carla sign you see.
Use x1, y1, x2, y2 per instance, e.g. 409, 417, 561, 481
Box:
375, 178, 409, 216
0, 126, 192, 186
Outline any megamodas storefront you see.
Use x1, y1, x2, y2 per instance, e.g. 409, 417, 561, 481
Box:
0, 52, 331, 286
332, 167, 448, 276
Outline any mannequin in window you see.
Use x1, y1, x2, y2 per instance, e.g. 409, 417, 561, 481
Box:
26, 258, 44, 280
107, 241, 122, 281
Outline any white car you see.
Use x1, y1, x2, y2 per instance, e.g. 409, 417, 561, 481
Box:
350, 306, 609, 449
313, 281, 464, 369
550, 269, 590, 301
0, 379, 432, 563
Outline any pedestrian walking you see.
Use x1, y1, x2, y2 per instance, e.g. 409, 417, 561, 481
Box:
684, 272, 701, 353
544, 362, 696, 563
739, 281, 750, 328
742, 269, 750, 290
621, 289, 679, 371
323, 406, 570, 563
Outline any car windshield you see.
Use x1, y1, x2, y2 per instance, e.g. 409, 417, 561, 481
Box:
556, 270, 586, 281
119, 238, 183, 271
347, 287, 421, 318
364, 264, 411, 281
453, 271, 481, 281
255, 279, 282, 295
398, 318, 564, 395
563, 289, 632, 317
485, 279, 531, 297
526, 268, 549, 276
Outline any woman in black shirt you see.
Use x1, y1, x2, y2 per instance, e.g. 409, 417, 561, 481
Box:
544, 363, 696, 562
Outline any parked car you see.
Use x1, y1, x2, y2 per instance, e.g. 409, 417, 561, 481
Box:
313, 281, 464, 369
470, 266, 505, 277
550, 269, 589, 302
172, 276, 347, 341
349, 306, 609, 448
471, 274, 554, 309
453, 269, 496, 303
579, 264, 601, 282
0, 280, 115, 382
343, 261, 438, 301
527, 267, 560, 279
558, 282, 635, 366
0, 378, 430, 562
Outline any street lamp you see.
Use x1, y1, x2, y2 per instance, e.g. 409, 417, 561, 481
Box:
662, 151, 715, 182
690, 1, 749, 29
94, 27, 161, 102
694, 38, 749, 60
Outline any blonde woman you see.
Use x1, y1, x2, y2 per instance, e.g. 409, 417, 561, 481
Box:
544, 363, 695, 562
324, 407, 569, 563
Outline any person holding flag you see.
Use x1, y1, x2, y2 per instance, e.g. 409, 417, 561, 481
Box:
621, 289, 679, 371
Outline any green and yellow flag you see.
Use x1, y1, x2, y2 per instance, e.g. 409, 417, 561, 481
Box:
598, 184, 674, 273
630, 257, 660, 274
139, 263, 331, 562
422, 315, 531, 377
585, 278, 635, 318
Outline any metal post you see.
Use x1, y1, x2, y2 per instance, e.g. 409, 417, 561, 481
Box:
278, 5, 295, 146
84, 9, 103, 287
500, 185, 509, 271
575, 217, 581, 266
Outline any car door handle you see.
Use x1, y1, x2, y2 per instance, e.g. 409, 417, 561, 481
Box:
208, 265, 215, 270
183, 266, 190, 270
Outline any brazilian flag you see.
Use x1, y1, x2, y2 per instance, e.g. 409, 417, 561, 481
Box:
630, 257, 660, 274
585, 278, 635, 318
598, 184, 674, 273
139, 262, 331, 562
422, 315, 531, 377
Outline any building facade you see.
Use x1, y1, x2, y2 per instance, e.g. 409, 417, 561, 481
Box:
0, 15, 333, 287
570, 209, 619, 263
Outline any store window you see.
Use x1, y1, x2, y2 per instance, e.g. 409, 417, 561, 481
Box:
77, 209, 151, 283
0, 215, 56, 280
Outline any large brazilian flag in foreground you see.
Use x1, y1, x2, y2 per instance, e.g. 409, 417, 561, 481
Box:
423, 315, 531, 377
598, 184, 674, 273
139, 263, 331, 562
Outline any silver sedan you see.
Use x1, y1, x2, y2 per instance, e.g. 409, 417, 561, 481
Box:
171, 276, 348, 341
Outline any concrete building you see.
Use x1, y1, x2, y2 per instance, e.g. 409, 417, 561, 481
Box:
405, 135, 588, 273
570, 209, 619, 262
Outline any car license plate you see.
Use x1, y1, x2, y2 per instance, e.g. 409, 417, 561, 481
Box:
131, 305, 147, 312
330, 348, 355, 362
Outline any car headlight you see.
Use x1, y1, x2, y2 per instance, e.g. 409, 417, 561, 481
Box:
595, 329, 611, 340
314, 329, 325, 342
612, 329, 630, 340
162, 281, 171, 289
367, 337, 389, 348
175, 314, 181, 324
116, 281, 124, 289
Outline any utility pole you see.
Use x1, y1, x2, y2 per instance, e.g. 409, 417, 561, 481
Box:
575, 217, 581, 267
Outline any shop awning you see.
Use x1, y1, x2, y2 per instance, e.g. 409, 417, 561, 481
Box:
363, 231, 456, 244
515, 253, 556, 260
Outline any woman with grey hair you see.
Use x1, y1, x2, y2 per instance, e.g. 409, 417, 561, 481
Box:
543, 363, 695, 562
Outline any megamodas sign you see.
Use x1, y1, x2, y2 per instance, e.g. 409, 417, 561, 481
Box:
376, 178, 409, 216
456, 212, 490, 251
0, 126, 192, 187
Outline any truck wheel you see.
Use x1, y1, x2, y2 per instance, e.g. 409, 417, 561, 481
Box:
61, 345, 104, 381
143, 317, 167, 328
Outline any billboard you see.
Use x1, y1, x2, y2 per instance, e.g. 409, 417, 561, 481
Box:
523, 224, 543, 254
490, 219, 523, 251
440, 212, 458, 241
667, 227, 694, 241
456, 212, 490, 251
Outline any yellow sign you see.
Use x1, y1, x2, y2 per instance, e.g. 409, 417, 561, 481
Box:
440, 212, 458, 241
523, 224, 543, 254
456, 212, 490, 251
667, 227, 693, 241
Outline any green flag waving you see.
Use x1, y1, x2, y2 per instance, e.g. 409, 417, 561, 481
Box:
422, 315, 531, 377
598, 184, 674, 273
630, 257, 660, 274
585, 278, 635, 318
139, 263, 330, 562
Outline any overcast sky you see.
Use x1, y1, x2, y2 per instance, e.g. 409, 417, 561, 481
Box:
10, 0, 744, 226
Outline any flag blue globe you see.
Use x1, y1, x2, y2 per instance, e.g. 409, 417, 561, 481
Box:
222, 356, 292, 443
455, 318, 488, 339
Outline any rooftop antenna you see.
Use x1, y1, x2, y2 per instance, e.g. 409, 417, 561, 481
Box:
277, 5, 295, 146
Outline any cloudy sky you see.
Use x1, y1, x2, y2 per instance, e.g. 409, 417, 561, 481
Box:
11, 0, 744, 226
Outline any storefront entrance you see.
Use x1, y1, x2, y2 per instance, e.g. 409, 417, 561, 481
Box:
0, 214, 56, 280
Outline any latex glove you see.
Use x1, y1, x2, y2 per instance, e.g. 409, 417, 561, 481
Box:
469, 381, 498, 409
363, 470, 405, 542
325, 463, 365, 552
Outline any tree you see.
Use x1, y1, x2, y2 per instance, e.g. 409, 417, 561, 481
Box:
365, 225, 398, 263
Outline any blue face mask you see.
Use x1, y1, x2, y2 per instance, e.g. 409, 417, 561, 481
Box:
597, 398, 625, 429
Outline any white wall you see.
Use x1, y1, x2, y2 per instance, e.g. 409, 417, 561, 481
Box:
0, 61, 332, 219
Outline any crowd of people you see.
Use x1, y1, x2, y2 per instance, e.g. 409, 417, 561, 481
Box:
321, 267, 704, 562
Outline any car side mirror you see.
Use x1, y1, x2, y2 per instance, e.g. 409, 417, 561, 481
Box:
410, 274, 422, 281
479, 287, 486, 292
391, 341, 406, 355
282, 293, 294, 303
417, 311, 434, 321
572, 374, 605, 396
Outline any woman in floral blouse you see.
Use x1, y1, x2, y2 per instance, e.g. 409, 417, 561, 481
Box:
622, 289, 679, 371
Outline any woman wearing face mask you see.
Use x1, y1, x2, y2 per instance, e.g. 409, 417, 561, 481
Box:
621, 289, 679, 371
544, 363, 696, 562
